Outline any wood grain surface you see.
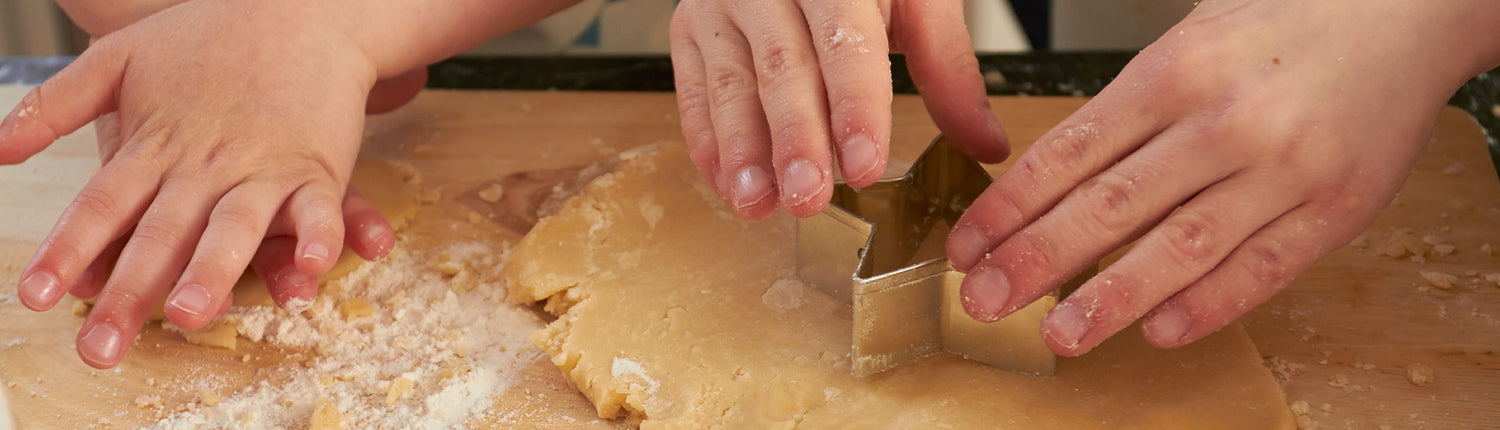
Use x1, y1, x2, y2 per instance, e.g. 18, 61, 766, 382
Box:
0, 87, 1496, 429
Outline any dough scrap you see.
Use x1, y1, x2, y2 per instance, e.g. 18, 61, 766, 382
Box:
505, 145, 1294, 429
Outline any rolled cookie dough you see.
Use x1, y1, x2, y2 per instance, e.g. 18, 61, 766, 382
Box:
504, 145, 1294, 429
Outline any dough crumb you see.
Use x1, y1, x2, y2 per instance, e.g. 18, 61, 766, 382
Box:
199, 390, 221, 407
338, 298, 375, 320
1419, 271, 1458, 290
135, 395, 164, 409
1406, 363, 1435, 386
468, 212, 484, 224
71, 300, 91, 316
1289, 400, 1311, 415
761, 279, 808, 312
1440, 162, 1465, 175
310, 398, 342, 430
1327, 373, 1349, 388
1482, 273, 1500, 288
1376, 229, 1427, 259
611, 357, 660, 394
385, 376, 414, 405
1318, 403, 1331, 412
478, 183, 506, 202
1482, 243, 1493, 256
1264, 356, 1306, 387
183, 321, 239, 351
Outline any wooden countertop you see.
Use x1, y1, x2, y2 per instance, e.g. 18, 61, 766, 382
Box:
1, 88, 1496, 428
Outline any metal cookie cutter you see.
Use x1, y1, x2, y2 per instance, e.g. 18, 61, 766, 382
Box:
797, 136, 1092, 377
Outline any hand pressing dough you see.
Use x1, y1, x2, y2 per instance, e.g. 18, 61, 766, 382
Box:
505, 145, 1295, 429
82, 158, 424, 321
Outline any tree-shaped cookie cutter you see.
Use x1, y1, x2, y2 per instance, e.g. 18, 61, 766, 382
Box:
797, 136, 1092, 377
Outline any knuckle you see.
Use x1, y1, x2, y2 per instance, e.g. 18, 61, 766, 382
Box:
1238, 239, 1296, 286
95, 288, 148, 321
1157, 211, 1219, 266
1086, 271, 1148, 319
1035, 126, 1098, 170
210, 200, 266, 238
752, 37, 811, 84
1078, 172, 1136, 232
70, 186, 123, 223
707, 67, 755, 109
1004, 230, 1056, 275
129, 220, 185, 251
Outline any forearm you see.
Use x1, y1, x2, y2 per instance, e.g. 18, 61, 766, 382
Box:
55, 0, 188, 36
289, 0, 583, 78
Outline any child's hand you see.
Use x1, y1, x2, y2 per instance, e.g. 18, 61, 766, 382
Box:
948, 0, 1500, 356
669, 0, 1009, 220
1, 0, 383, 369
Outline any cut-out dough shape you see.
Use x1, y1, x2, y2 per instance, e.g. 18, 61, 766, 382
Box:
505, 145, 1294, 428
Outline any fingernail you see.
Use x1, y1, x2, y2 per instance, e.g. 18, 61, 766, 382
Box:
303, 243, 330, 264
19, 271, 61, 309
167, 284, 212, 317
79, 323, 123, 365
1042, 303, 1090, 351
781, 159, 825, 207
947, 226, 990, 271
1145, 304, 1191, 346
959, 266, 1011, 322
731, 166, 773, 209
839, 134, 879, 183
273, 265, 315, 290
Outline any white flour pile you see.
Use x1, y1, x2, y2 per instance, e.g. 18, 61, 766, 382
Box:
149, 241, 545, 429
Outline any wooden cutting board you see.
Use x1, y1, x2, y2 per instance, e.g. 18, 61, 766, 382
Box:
0, 88, 1497, 428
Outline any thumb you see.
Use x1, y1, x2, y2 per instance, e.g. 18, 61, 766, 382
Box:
891, 0, 1009, 163
0, 38, 126, 165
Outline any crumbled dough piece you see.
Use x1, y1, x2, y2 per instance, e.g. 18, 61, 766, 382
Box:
1483, 273, 1500, 288
1318, 403, 1331, 412
183, 321, 239, 350
1419, 271, 1459, 290
468, 212, 484, 224
478, 183, 506, 202
1483, 243, 1494, 256
310, 398, 342, 430
337, 298, 375, 320
1289, 400, 1311, 415
386, 377, 414, 405
1406, 363, 1435, 386
1348, 234, 1370, 249
134, 395, 164, 409
71, 300, 91, 317
418, 188, 443, 204
1376, 230, 1427, 258
199, 390, 221, 407
1327, 373, 1349, 388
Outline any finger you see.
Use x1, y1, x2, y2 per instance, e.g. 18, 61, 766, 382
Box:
1142, 203, 1367, 349
0, 38, 126, 165
365, 67, 428, 115
164, 183, 283, 330
18, 156, 160, 311
801, 0, 892, 188
284, 183, 346, 276
693, 14, 780, 220
79, 182, 216, 369
959, 126, 1232, 322
250, 236, 318, 308
947, 97, 1168, 272
670, 15, 725, 197
890, 0, 1006, 163
68, 238, 126, 300
1038, 173, 1301, 356
341, 188, 394, 261
728, 1, 835, 216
